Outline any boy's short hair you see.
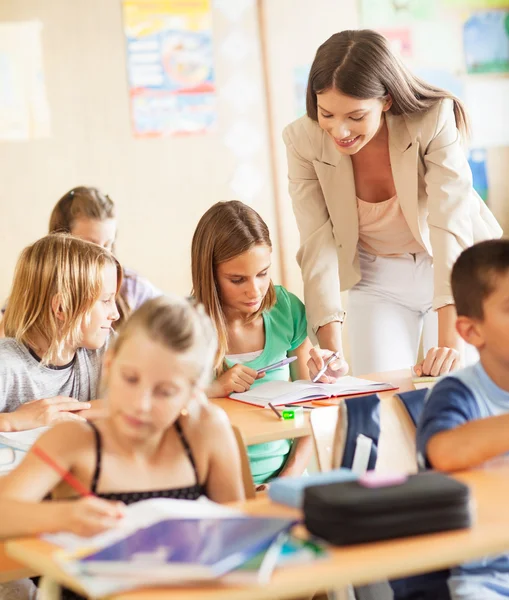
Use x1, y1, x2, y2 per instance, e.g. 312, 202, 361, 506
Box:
451, 239, 509, 319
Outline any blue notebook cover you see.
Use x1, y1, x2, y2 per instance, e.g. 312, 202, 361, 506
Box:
77, 517, 296, 580
269, 468, 357, 508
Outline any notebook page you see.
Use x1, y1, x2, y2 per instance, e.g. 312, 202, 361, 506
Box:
230, 380, 323, 406
45, 497, 241, 552
294, 376, 394, 396
0, 427, 49, 451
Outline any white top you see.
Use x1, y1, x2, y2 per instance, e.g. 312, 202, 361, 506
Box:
225, 350, 263, 364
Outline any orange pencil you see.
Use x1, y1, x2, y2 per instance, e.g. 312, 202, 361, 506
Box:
33, 445, 94, 497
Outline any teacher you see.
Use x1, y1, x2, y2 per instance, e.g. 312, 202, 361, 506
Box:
283, 30, 502, 378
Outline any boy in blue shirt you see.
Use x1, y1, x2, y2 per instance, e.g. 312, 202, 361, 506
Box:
417, 239, 509, 599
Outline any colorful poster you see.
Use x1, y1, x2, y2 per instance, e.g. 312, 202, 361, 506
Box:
463, 11, 509, 73
294, 65, 310, 118
360, 0, 437, 27
378, 28, 413, 58
468, 149, 489, 200
122, 0, 216, 137
413, 68, 464, 98
444, 0, 509, 7
0, 21, 51, 141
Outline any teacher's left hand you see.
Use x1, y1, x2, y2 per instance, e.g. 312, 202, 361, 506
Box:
414, 347, 460, 377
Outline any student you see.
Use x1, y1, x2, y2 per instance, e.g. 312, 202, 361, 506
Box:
417, 239, 509, 599
192, 200, 320, 486
0, 186, 162, 336
49, 186, 163, 323
0, 234, 121, 431
0, 296, 245, 600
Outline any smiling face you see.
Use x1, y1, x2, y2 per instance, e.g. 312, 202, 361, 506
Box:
216, 245, 272, 317
105, 330, 197, 441
316, 88, 392, 155
80, 261, 120, 350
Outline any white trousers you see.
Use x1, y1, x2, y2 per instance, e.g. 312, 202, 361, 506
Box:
347, 246, 437, 375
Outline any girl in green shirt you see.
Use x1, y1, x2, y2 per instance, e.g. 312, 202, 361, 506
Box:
191, 200, 315, 486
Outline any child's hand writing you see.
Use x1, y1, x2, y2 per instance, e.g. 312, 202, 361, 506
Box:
60, 496, 125, 537
8, 397, 91, 431
215, 364, 264, 396
307, 348, 349, 383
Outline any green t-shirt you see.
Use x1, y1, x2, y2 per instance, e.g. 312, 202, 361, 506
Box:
226, 285, 308, 484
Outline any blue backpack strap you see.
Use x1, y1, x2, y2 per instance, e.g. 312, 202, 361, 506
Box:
340, 393, 380, 471
396, 388, 427, 427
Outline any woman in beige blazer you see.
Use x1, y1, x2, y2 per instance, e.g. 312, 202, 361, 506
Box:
284, 30, 501, 378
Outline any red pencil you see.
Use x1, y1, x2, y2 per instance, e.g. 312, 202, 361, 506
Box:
32, 445, 93, 497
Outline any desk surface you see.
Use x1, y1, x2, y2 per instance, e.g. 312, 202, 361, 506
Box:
9, 462, 509, 600
0, 370, 418, 582
212, 369, 416, 445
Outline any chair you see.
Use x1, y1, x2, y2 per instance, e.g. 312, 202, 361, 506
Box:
231, 425, 256, 499
310, 406, 339, 472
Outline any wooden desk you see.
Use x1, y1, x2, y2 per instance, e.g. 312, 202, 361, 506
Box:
212, 369, 416, 446
7, 462, 509, 599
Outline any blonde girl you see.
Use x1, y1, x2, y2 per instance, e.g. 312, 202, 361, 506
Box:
0, 296, 244, 600
192, 200, 315, 486
0, 234, 121, 432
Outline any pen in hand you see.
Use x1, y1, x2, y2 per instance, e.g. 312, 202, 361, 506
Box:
312, 351, 342, 383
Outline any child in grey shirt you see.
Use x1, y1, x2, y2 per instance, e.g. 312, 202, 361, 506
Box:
0, 233, 120, 432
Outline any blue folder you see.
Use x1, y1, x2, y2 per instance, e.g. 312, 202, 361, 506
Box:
77, 516, 296, 580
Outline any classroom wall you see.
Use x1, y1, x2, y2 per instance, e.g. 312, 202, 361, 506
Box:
0, 0, 280, 301
261, 0, 360, 297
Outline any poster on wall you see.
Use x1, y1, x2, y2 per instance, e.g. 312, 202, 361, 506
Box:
0, 21, 51, 141
444, 0, 509, 7
468, 149, 489, 201
122, 0, 216, 137
463, 11, 509, 73
293, 65, 309, 118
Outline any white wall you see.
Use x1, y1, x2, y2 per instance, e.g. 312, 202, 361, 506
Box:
0, 0, 279, 300
261, 0, 359, 296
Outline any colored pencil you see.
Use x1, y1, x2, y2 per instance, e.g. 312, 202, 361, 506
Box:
33, 445, 93, 497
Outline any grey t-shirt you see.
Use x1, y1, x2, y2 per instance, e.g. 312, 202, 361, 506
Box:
0, 337, 110, 413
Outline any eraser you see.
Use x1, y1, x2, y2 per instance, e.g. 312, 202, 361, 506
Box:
358, 471, 408, 488
282, 406, 304, 421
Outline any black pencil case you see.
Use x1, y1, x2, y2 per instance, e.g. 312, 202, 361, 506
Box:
303, 471, 473, 546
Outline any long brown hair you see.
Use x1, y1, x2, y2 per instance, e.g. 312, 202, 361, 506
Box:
306, 29, 469, 137
4, 233, 122, 365
191, 201, 276, 374
49, 186, 131, 327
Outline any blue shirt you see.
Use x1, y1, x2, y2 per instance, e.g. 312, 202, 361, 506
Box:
417, 361, 509, 599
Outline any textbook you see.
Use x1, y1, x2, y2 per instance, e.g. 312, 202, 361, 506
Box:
0, 446, 26, 473
61, 516, 296, 594
230, 377, 397, 407
0, 427, 49, 474
0, 427, 49, 451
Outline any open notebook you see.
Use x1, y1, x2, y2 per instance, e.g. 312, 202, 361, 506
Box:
60, 513, 296, 595
0, 427, 49, 474
0, 427, 49, 451
230, 377, 397, 407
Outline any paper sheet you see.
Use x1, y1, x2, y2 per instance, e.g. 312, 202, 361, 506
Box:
0, 21, 51, 140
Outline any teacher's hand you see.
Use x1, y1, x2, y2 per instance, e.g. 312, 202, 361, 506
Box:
414, 347, 460, 378
308, 348, 349, 383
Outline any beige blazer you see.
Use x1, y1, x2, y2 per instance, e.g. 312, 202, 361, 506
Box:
283, 99, 502, 334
